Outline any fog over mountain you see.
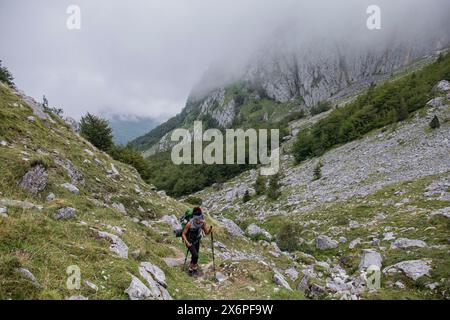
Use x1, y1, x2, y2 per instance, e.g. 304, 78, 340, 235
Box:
0, 0, 449, 119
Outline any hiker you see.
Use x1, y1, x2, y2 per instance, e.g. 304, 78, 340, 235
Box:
181, 207, 212, 275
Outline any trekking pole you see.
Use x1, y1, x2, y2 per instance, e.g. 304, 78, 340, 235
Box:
210, 228, 216, 279
182, 247, 189, 272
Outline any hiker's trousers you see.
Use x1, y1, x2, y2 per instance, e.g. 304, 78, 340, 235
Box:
188, 241, 201, 265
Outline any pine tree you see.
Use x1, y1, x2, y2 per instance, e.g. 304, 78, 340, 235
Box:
243, 190, 251, 203
254, 173, 266, 196
80, 113, 114, 151
0, 60, 14, 87
429, 115, 440, 129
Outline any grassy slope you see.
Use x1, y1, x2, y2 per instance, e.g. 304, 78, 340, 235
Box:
0, 83, 304, 300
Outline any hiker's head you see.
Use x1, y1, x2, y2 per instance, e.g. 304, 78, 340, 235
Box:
193, 207, 202, 216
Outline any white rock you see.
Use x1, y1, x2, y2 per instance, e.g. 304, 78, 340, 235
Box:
348, 220, 360, 229
95, 230, 128, 258
84, 149, 94, 157
61, 183, 79, 194
160, 215, 181, 230
384, 260, 432, 281
315, 235, 339, 250
125, 276, 152, 300
391, 238, 427, 249
359, 249, 382, 270
430, 207, 450, 219
140, 262, 167, 288
218, 217, 245, 237
84, 280, 98, 292
246, 223, 272, 240
284, 267, 299, 282
394, 281, 405, 289
433, 80, 450, 92
53, 207, 77, 220
215, 272, 228, 282
426, 97, 445, 108
16, 268, 41, 288
383, 232, 395, 241
273, 271, 292, 291
0, 140, 7, 147
27, 116, 36, 122
349, 238, 361, 249
0, 207, 7, 218
112, 202, 127, 215
46, 192, 56, 201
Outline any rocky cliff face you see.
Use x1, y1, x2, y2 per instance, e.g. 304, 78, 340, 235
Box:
135, 38, 449, 156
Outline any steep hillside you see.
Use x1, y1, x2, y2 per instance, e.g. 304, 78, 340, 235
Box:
0, 82, 305, 300
194, 76, 450, 299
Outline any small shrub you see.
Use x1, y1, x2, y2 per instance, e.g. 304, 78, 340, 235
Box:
254, 173, 266, 196
185, 196, 203, 206
429, 115, 440, 129
276, 223, 304, 252
313, 161, 323, 181
242, 190, 251, 203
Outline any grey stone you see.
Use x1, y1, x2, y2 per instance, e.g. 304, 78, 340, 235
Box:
46, 192, 56, 201
246, 224, 272, 240
384, 259, 432, 281
433, 80, 450, 92
297, 275, 310, 292
125, 276, 152, 300
84, 280, 98, 292
284, 267, 299, 282
160, 215, 181, 230
391, 238, 427, 249
140, 262, 167, 288
383, 232, 395, 241
315, 235, 339, 250
426, 97, 445, 108
218, 217, 245, 237
273, 271, 292, 290
54, 207, 77, 220
308, 284, 326, 299
348, 220, 360, 229
112, 202, 127, 215
0, 207, 7, 218
61, 183, 80, 194
359, 249, 382, 270
215, 272, 227, 282
131, 249, 141, 260
0, 199, 43, 211
55, 158, 84, 186
95, 230, 128, 258
0, 140, 7, 147
16, 268, 41, 288
18, 164, 48, 195
349, 238, 361, 249
27, 116, 36, 122
430, 207, 450, 219
84, 149, 94, 157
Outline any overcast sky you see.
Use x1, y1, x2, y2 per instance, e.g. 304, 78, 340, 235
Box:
0, 0, 449, 120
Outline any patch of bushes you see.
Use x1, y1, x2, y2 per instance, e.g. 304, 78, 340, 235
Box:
185, 196, 203, 206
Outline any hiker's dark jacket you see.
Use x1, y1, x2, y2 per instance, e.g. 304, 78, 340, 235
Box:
182, 216, 211, 246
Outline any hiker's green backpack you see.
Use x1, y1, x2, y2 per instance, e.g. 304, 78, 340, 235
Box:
174, 208, 193, 237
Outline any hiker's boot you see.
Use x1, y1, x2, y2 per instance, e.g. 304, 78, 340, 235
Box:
192, 264, 199, 276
